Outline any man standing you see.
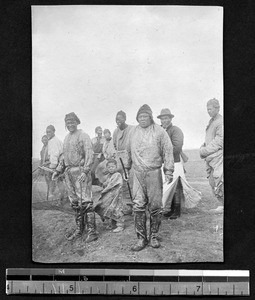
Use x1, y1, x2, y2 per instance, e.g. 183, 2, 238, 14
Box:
113, 110, 134, 214
200, 98, 223, 213
125, 104, 174, 251
52, 112, 98, 243
157, 109, 184, 219
45, 125, 64, 201
91, 126, 105, 185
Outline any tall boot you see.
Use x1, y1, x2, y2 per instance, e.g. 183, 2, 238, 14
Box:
149, 212, 162, 248
84, 212, 98, 243
131, 211, 148, 252
65, 211, 84, 241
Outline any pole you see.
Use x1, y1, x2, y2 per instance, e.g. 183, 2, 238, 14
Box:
119, 157, 132, 200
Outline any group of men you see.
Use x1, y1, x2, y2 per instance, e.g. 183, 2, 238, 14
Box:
38, 98, 223, 251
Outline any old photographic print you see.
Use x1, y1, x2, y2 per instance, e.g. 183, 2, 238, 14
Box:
32, 5, 223, 263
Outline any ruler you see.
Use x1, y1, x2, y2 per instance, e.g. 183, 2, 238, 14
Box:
6, 269, 249, 296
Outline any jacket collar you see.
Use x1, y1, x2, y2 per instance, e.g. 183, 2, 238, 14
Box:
165, 123, 173, 131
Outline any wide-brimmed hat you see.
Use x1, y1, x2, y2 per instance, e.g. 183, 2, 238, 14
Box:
157, 108, 174, 119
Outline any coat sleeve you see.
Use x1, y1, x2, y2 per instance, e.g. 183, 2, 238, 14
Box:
200, 121, 223, 157
112, 129, 118, 150
161, 129, 174, 175
80, 132, 94, 173
124, 128, 133, 170
171, 126, 184, 156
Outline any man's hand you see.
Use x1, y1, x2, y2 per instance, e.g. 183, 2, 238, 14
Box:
199, 147, 207, 159
52, 171, 59, 181
123, 169, 129, 182
165, 174, 173, 184
78, 172, 86, 183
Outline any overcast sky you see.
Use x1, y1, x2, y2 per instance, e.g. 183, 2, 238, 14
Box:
32, 5, 223, 158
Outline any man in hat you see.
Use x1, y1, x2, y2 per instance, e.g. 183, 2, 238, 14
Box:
113, 110, 134, 215
200, 98, 223, 213
125, 104, 174, 251
157, 109, 184, 219
52, 112, 98, 242
91, 126, 106, 185
45, 125, 65, 202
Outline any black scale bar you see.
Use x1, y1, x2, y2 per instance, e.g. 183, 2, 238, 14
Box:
6, 275, 31, 281
104, 276, 130, 281
130, 276, 154, 282
154, 276, 179, 282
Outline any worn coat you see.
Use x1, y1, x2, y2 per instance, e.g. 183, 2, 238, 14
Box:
126, 124, 174, 174
126, 123, 174, 213
200, 113, 223, 199
56, 129, 94, 204
165, 124, 184, 162
94, 172, 124, 221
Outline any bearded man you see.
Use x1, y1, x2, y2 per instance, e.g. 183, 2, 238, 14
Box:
125, 104, 174, 251
200, 98, 223, 213
52, 112, 98, 242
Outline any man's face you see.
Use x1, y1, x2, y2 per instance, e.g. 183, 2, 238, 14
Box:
116, 115, 126, 128
138, 113, 151, 128
65, 119, 78, 133
207, 105, 219, 118
46, 128, 55, 140
42, 137, 48, 146
96, 128, 103, 137
104, 131, 111, 139
160, 115, 172, 129
107, 163, 117, 174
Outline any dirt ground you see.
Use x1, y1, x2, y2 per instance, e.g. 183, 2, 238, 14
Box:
32, 150, 223, 263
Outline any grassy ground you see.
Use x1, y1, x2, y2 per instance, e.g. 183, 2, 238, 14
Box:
32, 149, 223, 263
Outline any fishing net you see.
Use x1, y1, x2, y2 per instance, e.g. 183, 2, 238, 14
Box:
32, 163, 103, 214
32, 165, 71, 213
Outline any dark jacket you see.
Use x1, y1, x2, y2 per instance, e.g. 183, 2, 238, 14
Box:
165, 124, 184, 162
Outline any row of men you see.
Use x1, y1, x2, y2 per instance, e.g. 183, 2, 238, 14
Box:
39, 99, 223, 251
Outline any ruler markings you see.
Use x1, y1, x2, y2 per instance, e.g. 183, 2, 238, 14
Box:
6, 269, 250, 296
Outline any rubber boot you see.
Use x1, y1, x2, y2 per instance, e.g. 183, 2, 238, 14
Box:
131, 211, 148, 251
84, 212, 98, 243
65, 212, 84, 241
149, 212, 161, 248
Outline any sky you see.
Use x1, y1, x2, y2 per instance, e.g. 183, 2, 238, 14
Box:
32, 5, 223, 158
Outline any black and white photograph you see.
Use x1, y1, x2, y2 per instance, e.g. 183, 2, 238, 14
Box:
32, 5, 223, 263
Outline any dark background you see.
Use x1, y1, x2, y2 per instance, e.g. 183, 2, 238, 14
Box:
1, 0, 255, 299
